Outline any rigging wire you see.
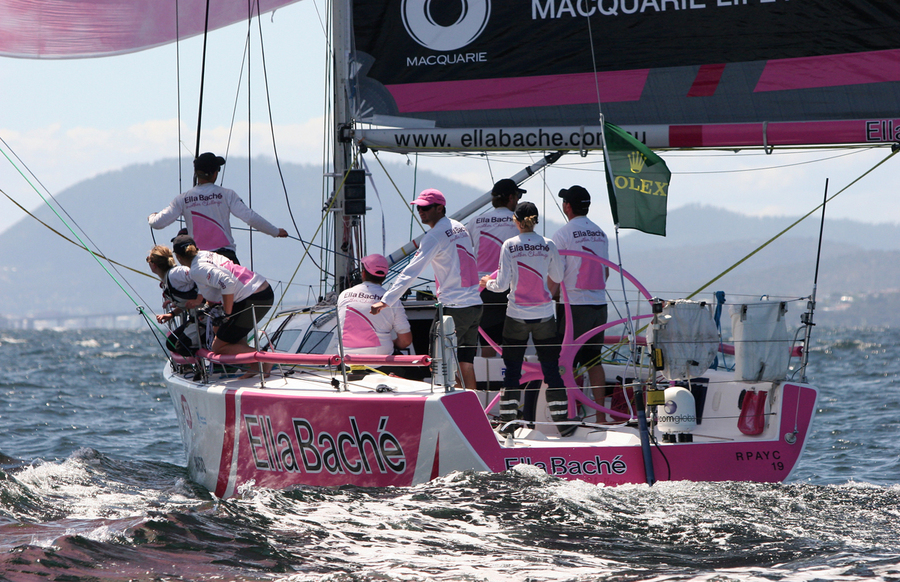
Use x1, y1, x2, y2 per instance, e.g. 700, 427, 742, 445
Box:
0, 186, 154, 280
194, 0, 212, 161
0, 142, 167, 336
685, 148, 898, 299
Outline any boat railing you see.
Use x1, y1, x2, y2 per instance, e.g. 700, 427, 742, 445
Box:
170, 349, 431, 370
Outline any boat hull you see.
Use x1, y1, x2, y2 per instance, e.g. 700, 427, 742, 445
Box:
165, 365, 818, 497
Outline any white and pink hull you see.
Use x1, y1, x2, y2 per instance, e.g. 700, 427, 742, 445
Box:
165, 362, 817, 497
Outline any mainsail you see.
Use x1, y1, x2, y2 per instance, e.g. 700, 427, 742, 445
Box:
351, 1, 900, 149
0, 0, 301, 59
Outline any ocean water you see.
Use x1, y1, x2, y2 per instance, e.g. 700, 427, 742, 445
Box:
1, 327, 898, 581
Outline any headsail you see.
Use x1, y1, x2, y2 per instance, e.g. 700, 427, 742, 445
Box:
0, 0, 302, 59
352, 1, 900, 149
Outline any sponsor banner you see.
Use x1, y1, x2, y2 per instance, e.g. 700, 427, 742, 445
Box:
354, 1, 900, 85
355, 119, 900, 153
351, 1, 900, 142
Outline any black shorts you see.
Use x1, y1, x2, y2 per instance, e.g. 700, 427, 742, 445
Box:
557, 303, 608, 365
216, 285, 274, 344
478, 288, 509, 347
433, 305, 483, 364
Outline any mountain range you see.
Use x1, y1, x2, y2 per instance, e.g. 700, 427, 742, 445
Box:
0, 158, 896, 328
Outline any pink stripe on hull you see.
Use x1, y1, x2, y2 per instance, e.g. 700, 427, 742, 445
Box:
386, 69, 649, 113
215, 389, 238, 498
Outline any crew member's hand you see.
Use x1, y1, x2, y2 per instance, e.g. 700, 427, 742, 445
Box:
156, 313, 174, 324
370, 301, 387, 315
276, 228, 288, 238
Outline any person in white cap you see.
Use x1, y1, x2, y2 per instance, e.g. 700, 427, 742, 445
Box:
371, 188, 483, 389
148, 152, 288, 265
550, 185, 610, 409
467, 178, 524, 357
337, 254, 411, 355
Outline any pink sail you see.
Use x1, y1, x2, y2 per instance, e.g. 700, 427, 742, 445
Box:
0, 0, 302, 59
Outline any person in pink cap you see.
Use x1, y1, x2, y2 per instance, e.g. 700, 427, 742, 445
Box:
337, 254, 411, 355
371, 188, 483, 389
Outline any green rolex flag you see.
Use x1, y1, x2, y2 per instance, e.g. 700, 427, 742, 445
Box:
603, 122, 671, 236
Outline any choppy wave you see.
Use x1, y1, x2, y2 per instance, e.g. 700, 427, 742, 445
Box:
1, 328, 899, 581
2, 450, 899, 581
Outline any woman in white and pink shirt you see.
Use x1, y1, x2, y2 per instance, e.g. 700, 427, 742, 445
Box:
481, 202, 577, 437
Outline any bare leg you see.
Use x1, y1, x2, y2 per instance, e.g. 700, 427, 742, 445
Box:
458, 361, 477, 390
589, 363, 608, 410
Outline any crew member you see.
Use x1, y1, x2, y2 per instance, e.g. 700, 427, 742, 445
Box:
551, 185, 610, 409
149, 152, 288, 264
370, 189, 483, 390
467, 178, 523, 357
482, 201, 576, 437
337, 254, 412, 355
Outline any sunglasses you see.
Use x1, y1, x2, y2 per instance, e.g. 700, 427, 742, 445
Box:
417, 204, 437, 212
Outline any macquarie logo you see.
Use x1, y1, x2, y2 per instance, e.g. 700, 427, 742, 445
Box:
402, 0, 491, 52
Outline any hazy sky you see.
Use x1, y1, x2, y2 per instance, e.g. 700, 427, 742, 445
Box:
1, 0, 897, 240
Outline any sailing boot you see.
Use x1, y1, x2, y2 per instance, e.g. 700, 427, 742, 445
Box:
546, 386, 580, 437
498, 388, 521, 435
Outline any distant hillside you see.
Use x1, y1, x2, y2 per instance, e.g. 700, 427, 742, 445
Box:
0, 166, 897, 328
0, 158, 483, 320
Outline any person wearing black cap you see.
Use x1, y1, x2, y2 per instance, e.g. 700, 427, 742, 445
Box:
466, 178, 524, 357
481, 201, 578, 437
172, 233, 275, 377
551, 185, 610, 411
148, 152, 288, 265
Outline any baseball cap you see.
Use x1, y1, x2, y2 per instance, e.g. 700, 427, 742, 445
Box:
514, 201, 539, 222
170, 227, 189, 243
491, 178, 526, 198
172, 234, 196, 255
194, 152, 226, 174
361, 254, 389, 277
410, 188, 446, 207
558, 185, 591, 206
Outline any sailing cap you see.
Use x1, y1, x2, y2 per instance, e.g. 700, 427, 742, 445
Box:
492, 178, 526, 198
172, 234, 196, 256
410, 188, 446, 207
194, 152, 226, 174
514, 201, 539, 222
361, 254, 389, 277
558, 185, 591, 206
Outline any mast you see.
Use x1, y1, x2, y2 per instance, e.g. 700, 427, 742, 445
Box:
331, 0, 354, 292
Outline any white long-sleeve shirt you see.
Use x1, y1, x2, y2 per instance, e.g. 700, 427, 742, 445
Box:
552, 215, 609, 305
486, 232, 564, 320
338, 281, 411, 354
149, 183, 281, 252
189, 251, 267, 304
381, 216, 482, 308
466, 206, 518, 277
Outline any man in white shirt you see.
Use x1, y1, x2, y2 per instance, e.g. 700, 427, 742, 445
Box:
149, 152, 288, 264
338, 254, 412, 355
551, 186, 610, 407
371, 189, 483, 389
467, 178, 523, 357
